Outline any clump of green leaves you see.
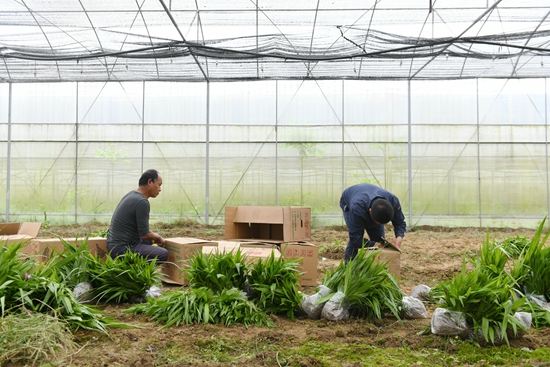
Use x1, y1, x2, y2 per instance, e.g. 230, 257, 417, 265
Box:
186, 248, 251, 293
508, 218, 550, 328
0, 311, 77, 366
320, 248, 403, 320
509, 218, 550, 300
92, 228, 109, 238
89, 251, 162, 303
436, 261, 526, 346
248, 250, 303, 320
432, 232, 530, 345
497, 234, 530, 259
38, 237, 95, 288
126, 287, 274, 328
0, 241, 129, 332
469, 230, 510, 279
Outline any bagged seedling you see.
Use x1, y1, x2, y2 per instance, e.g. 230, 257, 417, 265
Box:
321, 291, 350, 321
512, 311, 532, 338
145, 286, 163, 299
467, 313, 529, 347
73, 282, 94, 304
301, 285, 332, 319
431, 307, 469, 338
468, 325, 507, 346
410, 284, 431, 301
401, 296, 428, 319
527, 293, 550, 311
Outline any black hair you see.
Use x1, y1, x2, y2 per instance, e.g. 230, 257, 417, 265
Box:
370, 199, 394, 224
139, 169, 160, 186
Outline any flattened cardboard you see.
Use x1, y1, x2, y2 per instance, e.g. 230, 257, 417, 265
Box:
162, 237, 218, 285
225, 206, 311, 242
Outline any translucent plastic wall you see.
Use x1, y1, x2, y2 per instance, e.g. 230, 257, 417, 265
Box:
1, 79, 548, 228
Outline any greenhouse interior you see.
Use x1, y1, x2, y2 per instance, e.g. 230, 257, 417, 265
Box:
1, 0, 550, 229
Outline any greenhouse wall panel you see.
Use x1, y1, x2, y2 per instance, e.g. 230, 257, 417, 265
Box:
144, 83, 207, 125
209, 125, 275, 142
145, 125, 208, 142
79, 125, 142, 142
0, 84, 8, 124
10, 124, 75, 141
11, 83, 77, 124
1, 78, 549, 227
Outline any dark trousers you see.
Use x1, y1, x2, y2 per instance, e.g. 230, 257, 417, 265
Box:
343, 209, 385, 262
108, 238, 169, 263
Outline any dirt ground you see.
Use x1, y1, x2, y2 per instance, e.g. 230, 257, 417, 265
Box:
9, 222, 550, 367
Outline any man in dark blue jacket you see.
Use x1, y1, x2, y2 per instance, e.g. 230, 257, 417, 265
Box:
339, 183, 406, 262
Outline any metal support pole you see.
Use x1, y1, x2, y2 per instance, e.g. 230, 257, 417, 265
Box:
275, 80, 279, 205
6, 83, 12, 221
546, 79, 549, 224
476, 79, 482, 227
205, 82, 210, 224
75, 83, 79, 223
407, 80, 412, 227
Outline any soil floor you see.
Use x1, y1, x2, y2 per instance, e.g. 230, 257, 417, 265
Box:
5, 222, 550, 367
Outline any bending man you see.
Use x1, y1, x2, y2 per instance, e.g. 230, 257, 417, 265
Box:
107, 169, 168, 263
339, 183, 406, 263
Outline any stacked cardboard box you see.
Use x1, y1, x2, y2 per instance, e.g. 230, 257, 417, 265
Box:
161, 238, 284, 285
225, 206, 318, 287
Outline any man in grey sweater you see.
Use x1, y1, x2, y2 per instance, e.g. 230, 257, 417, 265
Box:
107, 169, 168, 263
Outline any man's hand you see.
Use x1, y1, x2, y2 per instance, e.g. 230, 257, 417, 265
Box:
143, 231, 165, 247
154, 235, 166, 247
393, 237, 403, 251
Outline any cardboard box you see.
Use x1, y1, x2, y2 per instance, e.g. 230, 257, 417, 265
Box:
225, 206, 311, 242
31, 237, 108, 263
87, 237, 109, 260
279, 242, 319, 287
0, 222, 42, 253
161, 237, 218, 285
374, 247, 401, 280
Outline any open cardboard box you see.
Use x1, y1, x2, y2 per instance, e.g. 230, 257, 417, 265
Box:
225, 206, 311, 242
0, 222, 42, 255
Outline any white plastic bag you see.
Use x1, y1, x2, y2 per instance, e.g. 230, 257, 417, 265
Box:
527, 293, 550, 311
145, 285, 163, 299
321, 291, 350, 321
301, 285, 332, 319
410, 284, 431, 301
430, 307, 469, 338
73, 282, 94, 303
401, 296, 428, 319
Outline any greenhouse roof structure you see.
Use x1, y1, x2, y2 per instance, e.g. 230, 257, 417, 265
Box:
1, 0, 550, 83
